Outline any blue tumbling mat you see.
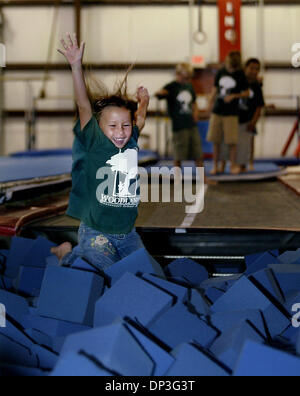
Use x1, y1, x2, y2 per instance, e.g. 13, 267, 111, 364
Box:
145, 160, 285, 182
10, 149, 73, 158
0, 156, 73, 183
1, 149, 159, 184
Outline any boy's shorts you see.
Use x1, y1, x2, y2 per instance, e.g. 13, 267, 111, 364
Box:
219, 123, 254, 165
172, 127, 203, 161
207, 114, 239, 145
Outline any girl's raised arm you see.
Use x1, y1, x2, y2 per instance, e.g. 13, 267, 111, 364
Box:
58, 33, 92, 130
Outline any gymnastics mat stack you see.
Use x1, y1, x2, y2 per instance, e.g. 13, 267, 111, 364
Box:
0, 238, 300, 376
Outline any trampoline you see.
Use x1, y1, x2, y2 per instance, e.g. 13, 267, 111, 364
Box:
145, 160, 286, 182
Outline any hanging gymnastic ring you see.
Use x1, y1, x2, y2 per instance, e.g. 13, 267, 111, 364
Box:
193, 30, 207, 44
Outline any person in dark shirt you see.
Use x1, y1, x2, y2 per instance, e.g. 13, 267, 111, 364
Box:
207, 51, 249, 175
155, 63, 204, 172
219, 58, 265, 172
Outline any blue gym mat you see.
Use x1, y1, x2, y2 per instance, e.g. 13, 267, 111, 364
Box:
11, 149, 160, 163
0, 157, 284, 184
10, 149, 73, 158
146, 160, 286, 182
0, 149, 159, 184
1, 149, 285, 184
0, 156, 73, 183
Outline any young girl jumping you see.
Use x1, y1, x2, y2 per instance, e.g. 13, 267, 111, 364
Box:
51, 33, 150, 271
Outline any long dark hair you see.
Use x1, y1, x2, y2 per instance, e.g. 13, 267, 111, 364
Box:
85, 64, 138, 123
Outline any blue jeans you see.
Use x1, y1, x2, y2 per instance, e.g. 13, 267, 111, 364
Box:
61, 223, 145, 271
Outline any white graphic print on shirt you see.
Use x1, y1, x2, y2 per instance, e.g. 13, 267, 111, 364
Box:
219, 76, 237, 98
177, 90, 193, 114
96, 148, 140, 208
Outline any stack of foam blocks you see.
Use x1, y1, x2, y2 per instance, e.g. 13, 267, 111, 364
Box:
0, 236, 300, 376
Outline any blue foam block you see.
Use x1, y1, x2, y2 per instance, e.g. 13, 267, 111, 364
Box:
210, 310, 267, 339
126, 322, 175, 376
0, 249, 9, 271
21, 314, 90, 338
250, 268, 284, 303
21, 236, 56, 268
245, 252, 280, 276
245, 250, 279, 266
104, 248, 165, 286
0, 333, 38, 367
0, 249, 9, 259
245, 252, 265, 267
45, 255, 60, 267
166, 343, 229, 376
16, 266, 45, 297
94, 272, 173, 328
285, 291, 300, 314
37, 266, 104, 326
0, 289, 29, 324
61, 321, 154, 376
234, 340, 300, 376
204, 287, 224, 304
50, 352, 114, 377
261, 304, 291, 339
200, 275, 242, 291
25, 328, 55, 351
51, 337, 66, 354
0, 319, 34, 349
210, 321, 265, 370
165, 258, 208, 286
0, 364, 46, 377
148, 303, 218, 349
269, 265, 300, 299
166, 276, 194, 288
280, 326, 299, 346
212, 276, 278, 313
0, 275, 14, 291
188, 290, 210, 315
31, 344, 59, 370
212, 276, 290, 338
297, 330, 300, 356
5, 237, 36, 278
71, 257, 100, 274
278, 249, 300, 264
141, 273, 188, 303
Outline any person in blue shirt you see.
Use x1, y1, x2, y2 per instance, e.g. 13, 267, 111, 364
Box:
51, 33, 150, 271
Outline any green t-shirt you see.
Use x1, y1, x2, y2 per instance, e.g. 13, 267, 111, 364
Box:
163, 81, 197, 132
67, 116, 140, 235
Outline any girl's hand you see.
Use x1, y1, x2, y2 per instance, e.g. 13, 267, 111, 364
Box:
137, 86, 150, 105
57, 33, 85, 66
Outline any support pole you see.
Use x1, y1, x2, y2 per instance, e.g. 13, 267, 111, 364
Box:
257, 0, 265, 71
189, 0, 194, 63
0, 8, 4, 156
75, 0, 81, 44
